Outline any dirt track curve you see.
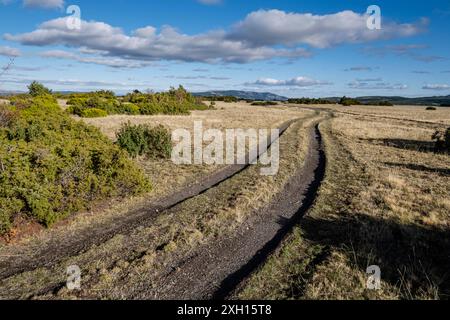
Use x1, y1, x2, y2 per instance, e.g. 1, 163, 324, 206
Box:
142, 123, 326, 299
0, 119, 298, 281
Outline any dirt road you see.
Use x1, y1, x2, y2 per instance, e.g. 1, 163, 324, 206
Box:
0, 117, 327, 299
146, 124, 325, 299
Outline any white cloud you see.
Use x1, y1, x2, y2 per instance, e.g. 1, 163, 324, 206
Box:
422, 84, 450, 90
228, 10, 427, 48
248, 76, 331, 87
4, 17, 311, 64
3, 9, 426, 66
0, 45, 21, 57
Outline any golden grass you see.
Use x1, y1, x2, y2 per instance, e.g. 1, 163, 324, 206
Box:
82, 101, 314, 198
239, 107, 449, 300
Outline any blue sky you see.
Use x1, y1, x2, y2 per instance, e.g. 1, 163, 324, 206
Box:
0, 0, 449, 97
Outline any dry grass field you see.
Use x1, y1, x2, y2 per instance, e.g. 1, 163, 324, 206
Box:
1, 100, 448, 300
239, 105, 450, 300
0, 103, 322, 299
83, 101, 312, 198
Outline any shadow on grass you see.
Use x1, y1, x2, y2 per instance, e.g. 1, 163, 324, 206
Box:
366, 138, 437, 153
384, 162, 450, 177
299, 214, 450, 299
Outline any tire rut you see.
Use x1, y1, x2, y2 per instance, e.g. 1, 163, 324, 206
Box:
135, 121, 327, 300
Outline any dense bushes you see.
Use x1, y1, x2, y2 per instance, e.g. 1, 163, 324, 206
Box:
340, 96, 361, 106
0, 95, 151, 234
81, 108, 108, 118
116, 122, 172, 159
66, 86, 208, 118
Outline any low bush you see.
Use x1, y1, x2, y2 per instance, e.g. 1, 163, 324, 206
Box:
250, 101, 278, 106
81, 108, 108, 118
432, 127, 450, 153
116, 122, 172, 159
0, 95, 151, 235
426, 107, 437, 111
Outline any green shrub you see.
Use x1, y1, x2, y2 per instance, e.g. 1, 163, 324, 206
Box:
116, 122, 172, 159
28, 81, 52, 97
120, 103, 140, 115
144, 125, 173, 159
81, 108, 108, 118
426, 107, 437, 111
0, 96, 151, 235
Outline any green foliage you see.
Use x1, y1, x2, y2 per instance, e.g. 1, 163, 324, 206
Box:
0, 96, 151, 235
426, 107, 437, 111
81, 108, 108, 118
339, 96, 361, 106
66, 86, 207, 117
28, 81, 52, 97
116, 122, 172, 159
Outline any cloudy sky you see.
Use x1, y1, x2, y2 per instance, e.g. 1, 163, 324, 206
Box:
0, 0, 449, 97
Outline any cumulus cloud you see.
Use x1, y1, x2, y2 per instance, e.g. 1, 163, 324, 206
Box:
248, 76, 331, 87
228, 10, 427, 48
0, 45, 21, 57
3, 9, 426, 66
422, 84, 450, 90
4, 17, 311, 64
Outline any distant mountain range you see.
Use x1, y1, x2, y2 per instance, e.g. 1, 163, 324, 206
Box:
193, 90, 289, 101
193, 91, 450, 105
2, 88, 450, 106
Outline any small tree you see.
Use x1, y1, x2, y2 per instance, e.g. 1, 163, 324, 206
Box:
28, 81, 52, 97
